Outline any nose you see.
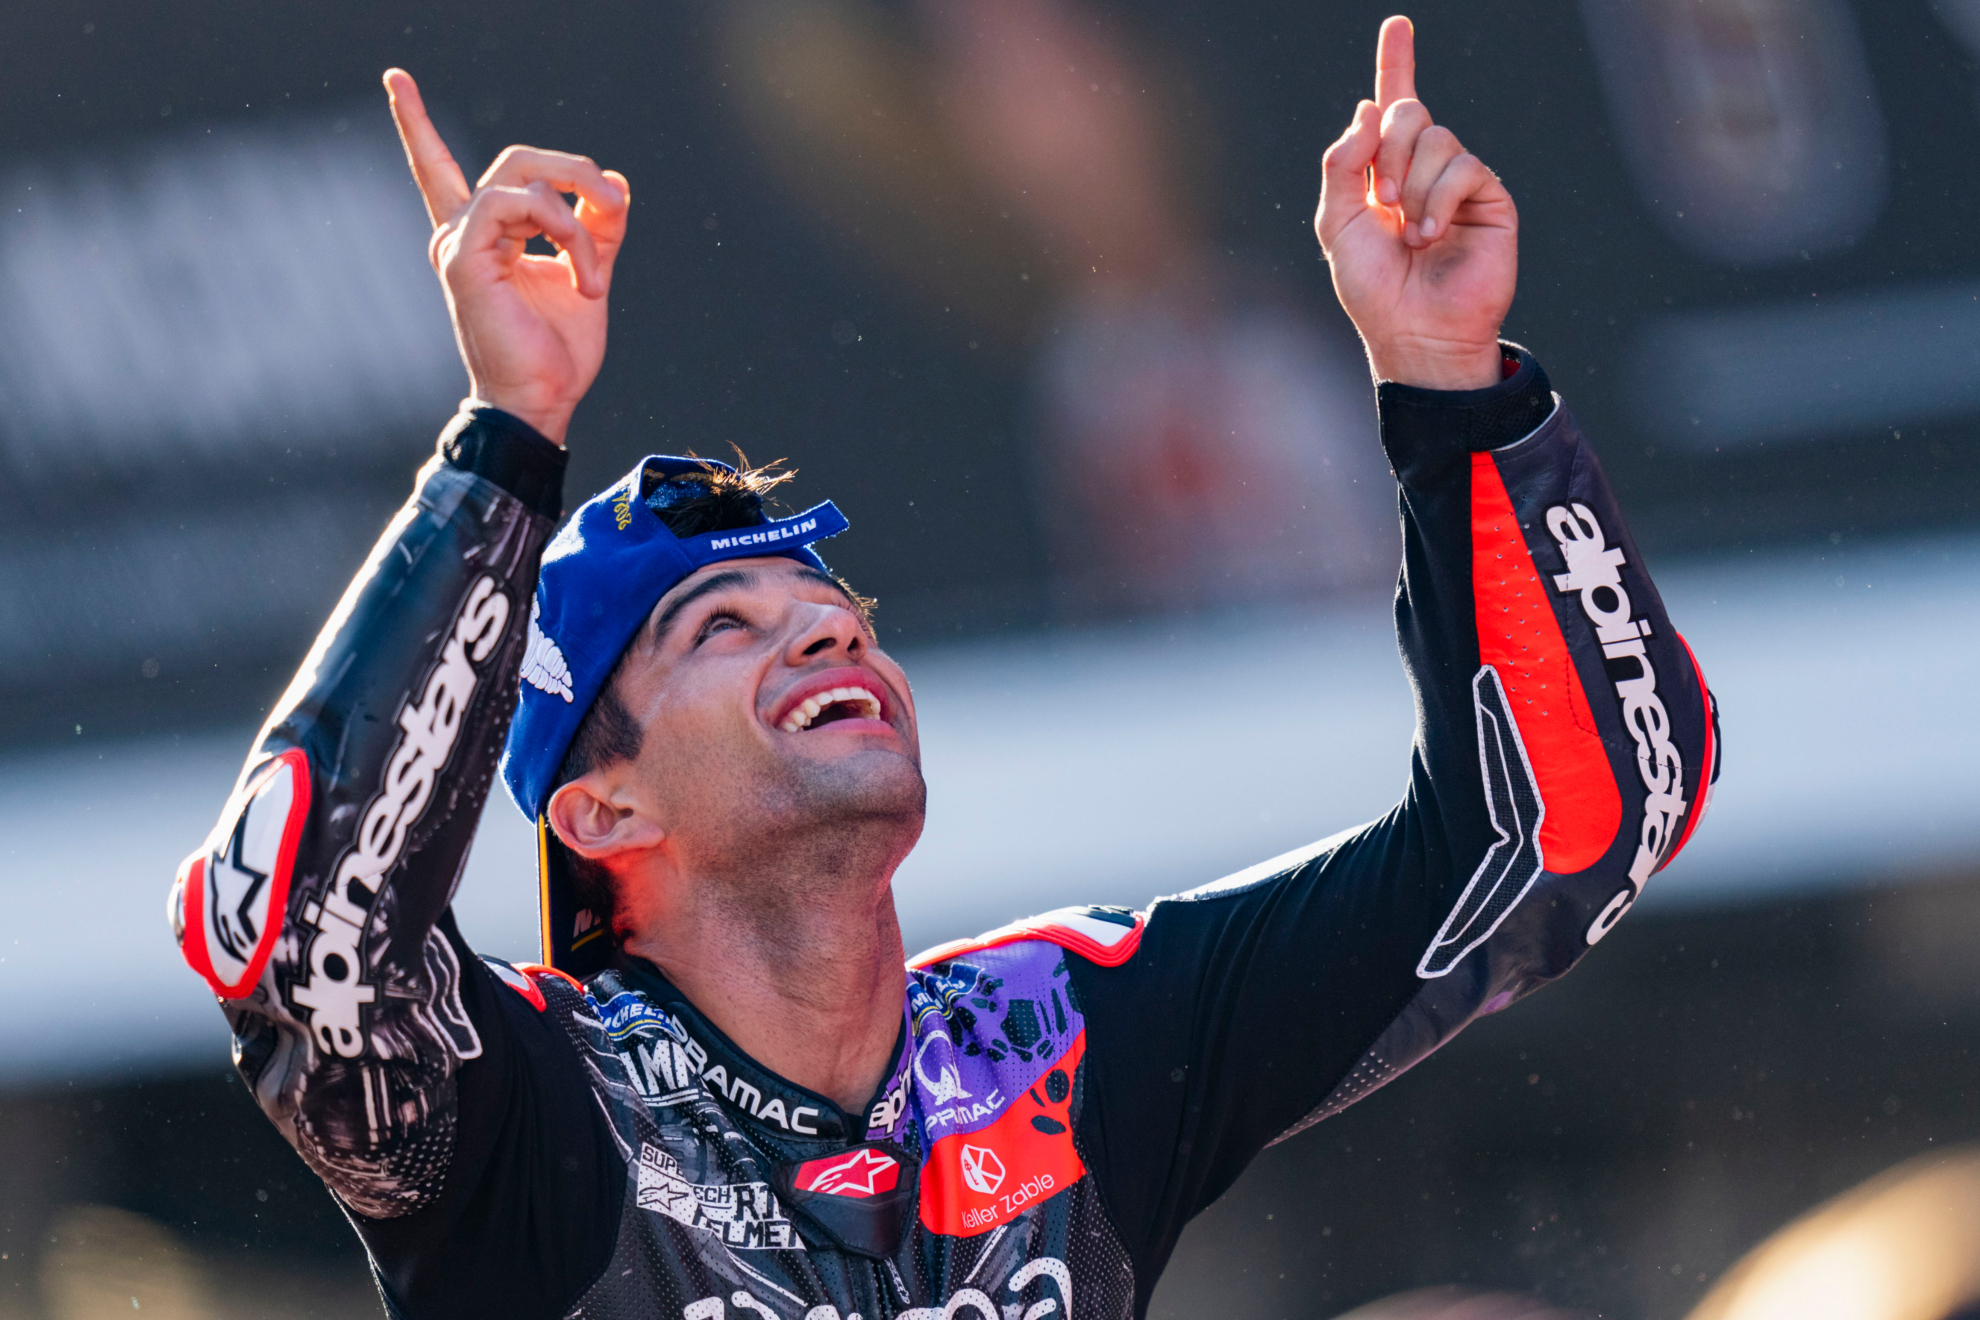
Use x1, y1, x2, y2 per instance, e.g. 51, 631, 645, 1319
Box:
783, 598, 866, 666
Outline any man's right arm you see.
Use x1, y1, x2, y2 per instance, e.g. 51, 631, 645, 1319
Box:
165, 67, 633, 1316
170, 409, 562, 1209
169, 413, 626, 1319
176, 409, 625, 1314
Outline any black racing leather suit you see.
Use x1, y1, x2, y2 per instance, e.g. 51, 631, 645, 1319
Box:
169, 347, 1719, 1320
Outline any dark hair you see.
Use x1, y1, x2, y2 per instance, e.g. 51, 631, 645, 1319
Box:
548, 454, 872, 916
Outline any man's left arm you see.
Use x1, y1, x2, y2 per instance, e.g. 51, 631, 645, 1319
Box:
1070, 357, 1719, 1286
1062, 19, 1720, 1300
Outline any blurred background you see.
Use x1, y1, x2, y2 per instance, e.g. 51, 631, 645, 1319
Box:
2, 0, 1978, 1315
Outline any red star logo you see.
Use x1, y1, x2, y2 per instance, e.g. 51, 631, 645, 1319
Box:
798, 1147, 901, 1198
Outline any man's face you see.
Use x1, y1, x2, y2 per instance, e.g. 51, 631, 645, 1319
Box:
604, 555, 924, 873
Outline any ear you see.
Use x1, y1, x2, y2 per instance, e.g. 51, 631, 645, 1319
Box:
547, 774, 667, 863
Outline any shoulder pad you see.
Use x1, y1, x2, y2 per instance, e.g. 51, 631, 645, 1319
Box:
909, 905, 1144, 970
481, 956, 584, 1012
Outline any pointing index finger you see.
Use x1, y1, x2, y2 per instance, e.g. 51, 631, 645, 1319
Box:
383, 69, 472, 229
1374, 15, 1417, 111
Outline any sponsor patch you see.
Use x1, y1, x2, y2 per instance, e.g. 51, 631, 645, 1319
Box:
610, 998, 827, 1135
520, 596, 574, 702
687, 1257, 1071, 1320
867, 1071, 910, 1134
635, 1143, 802, 1250
914, 1026, 974, 1107
288, 575, 510, 1058
918, 1033, 1087, 1236
595, 990, 686, 1043
1543, 501, 1692, 924
176, 748, 312, 998
776, 1141, 918, 1259
703, 514, 821, 553
795, 1147, 901, 1199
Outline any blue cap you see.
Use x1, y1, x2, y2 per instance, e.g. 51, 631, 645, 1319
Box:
500, 455, 849, 967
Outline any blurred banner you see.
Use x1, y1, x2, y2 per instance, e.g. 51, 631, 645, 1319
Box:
1931, 0, 1980, 56
1634, 282, 1980, 450
0, 105, 459, 720
723, 0, 1392, 618
1033, 280, 1392, 613
1579, 0, 1887, 266
0, 109, 456, 474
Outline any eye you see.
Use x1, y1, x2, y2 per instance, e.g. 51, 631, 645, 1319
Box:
693, 609, 748, 646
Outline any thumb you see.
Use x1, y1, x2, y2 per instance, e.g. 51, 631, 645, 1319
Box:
1316, 100, 1381, 252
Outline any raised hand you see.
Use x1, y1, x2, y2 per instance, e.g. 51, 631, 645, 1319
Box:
1315, 17, 1516, 391
385, 70, 630, 445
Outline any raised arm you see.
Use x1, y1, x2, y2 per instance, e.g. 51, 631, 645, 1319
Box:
1065, 20, 1720, 1300
167, 74, 627, 1224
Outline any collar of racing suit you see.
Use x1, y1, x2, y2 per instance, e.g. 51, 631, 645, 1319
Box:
605, 953, 915, 1146
597, 954, 925, 1257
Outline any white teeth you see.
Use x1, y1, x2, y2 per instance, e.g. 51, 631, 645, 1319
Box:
780, 683, 882, 732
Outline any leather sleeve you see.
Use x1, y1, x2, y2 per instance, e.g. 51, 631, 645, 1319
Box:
1069, 347, 1722, 1311
169, 408, 571, 1220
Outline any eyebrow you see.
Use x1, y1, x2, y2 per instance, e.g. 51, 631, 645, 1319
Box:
649, 569, 758, 651
646, 564, 857, 651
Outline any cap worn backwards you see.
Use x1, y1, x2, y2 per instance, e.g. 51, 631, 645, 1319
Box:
500, 455, 849, 826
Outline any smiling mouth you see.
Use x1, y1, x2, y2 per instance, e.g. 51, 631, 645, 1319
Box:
780, 685, 884, 733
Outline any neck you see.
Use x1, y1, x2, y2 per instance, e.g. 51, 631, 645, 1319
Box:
617, 826, 912, 1115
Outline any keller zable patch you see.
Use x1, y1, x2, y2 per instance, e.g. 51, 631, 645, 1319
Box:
919, 1032, 1088, 1236
172, 748, 311, 999
774, 1142, 919, 1259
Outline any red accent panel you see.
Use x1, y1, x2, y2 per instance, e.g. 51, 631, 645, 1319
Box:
1663, 633, 1715, 867
1470, 455, 1620, 873
514, 961, 587, 999
795, 1147, 902, 1199
919, 1032, 1087, 1236
908, 912, 1145, 972
179, 749, 311, 999
486, 961, 548, 1011
172, 852, 203, 947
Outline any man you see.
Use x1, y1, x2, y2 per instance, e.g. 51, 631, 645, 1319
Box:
170, 17, 1719, 1319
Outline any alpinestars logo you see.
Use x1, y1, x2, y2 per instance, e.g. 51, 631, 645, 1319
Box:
207, 798, 273, 968
520, 597, 573, 702
868, 1072, 909, 1133
800, 1148, 900, 1198
959, 1144, 1006, 1195
290, 576, 510, 1058
1545, 503, 1687, 944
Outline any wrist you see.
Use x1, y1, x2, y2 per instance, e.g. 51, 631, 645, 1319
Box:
437, 408, 570, 519
1375, 344, 1555, 479
469, 386, 574, 448
1364, 336, 1503, 392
